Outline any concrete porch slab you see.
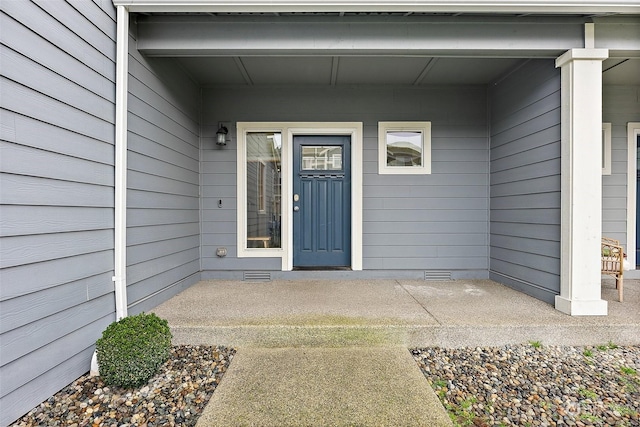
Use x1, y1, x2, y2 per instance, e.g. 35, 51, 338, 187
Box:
151, 279, 640, 348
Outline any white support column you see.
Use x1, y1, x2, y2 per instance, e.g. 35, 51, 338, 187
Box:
555, 48, 609, 316
113, 5, 129, 321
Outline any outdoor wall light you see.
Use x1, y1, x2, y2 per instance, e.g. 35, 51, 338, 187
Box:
216, 125, 228, 145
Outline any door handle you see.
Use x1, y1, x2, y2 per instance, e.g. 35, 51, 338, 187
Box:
294, 206, 300, 212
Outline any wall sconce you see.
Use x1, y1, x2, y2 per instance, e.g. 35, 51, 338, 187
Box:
216, 125, 228, 145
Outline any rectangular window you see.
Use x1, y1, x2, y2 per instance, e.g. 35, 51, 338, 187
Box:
378, 122, 431, 174
246, 132, 282, 248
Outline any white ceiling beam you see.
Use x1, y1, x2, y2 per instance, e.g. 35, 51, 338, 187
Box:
136, 19, 587, 57
135, 16, 640, 57
113, 0, 640, 14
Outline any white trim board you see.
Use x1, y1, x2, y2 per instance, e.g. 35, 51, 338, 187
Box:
236, 122, 363, 271
627, 122, 640, 268
113, 0, 640, 14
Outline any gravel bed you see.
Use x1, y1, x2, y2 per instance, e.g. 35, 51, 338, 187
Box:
412, 344, 640, 427
10, 344, 639, 426
11, 345, 235, 427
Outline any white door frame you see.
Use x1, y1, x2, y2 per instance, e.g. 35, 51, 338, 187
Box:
626, 122, 640, 268
237, 122, 363, 271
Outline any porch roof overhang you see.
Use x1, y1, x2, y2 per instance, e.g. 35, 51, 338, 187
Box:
135, 15, 640, 59
113, 0, 640, 15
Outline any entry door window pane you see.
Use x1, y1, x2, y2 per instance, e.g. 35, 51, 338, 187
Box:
246, 132, 282, 248
302, 146, 343, 170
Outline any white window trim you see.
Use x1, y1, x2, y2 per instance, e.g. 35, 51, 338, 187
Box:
237, 122, 363, 271
602, 122, 611, 175
626, 122, 640, 268
378, 121, 431, 175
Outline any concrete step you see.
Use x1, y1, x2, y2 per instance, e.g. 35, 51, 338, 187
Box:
169, 322, 640, 348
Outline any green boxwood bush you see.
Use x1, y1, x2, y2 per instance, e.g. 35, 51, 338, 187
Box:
96, 312, 172, 388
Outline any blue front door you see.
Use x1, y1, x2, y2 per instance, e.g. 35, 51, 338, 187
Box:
293, 135, 351, 267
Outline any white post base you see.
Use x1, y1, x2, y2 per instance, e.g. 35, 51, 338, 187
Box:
555, 295, 608, 316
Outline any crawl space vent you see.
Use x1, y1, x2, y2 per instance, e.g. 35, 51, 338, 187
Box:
424, 271, 452, 281
243, 271, 272, 282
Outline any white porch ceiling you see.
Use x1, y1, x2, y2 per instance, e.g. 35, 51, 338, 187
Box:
173, 56, 640, 87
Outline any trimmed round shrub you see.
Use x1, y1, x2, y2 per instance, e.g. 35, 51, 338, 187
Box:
96, 312, 172, 388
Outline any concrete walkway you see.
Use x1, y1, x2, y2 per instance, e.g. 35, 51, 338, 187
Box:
195, 346, 452, 426
150, 278, 639, 426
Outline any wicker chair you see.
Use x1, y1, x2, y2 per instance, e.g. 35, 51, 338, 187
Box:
601, 237, 624, 302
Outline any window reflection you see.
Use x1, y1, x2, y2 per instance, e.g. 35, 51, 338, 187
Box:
386, 131, 423, 167
246, 132, 281, 248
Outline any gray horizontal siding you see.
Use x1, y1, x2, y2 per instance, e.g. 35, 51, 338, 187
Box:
602, 85, 640, 248
1, 315, 113, 426
0, 110, 113, 163
200, 84, 489, 273
0, 230, 114, 269
126, 28, 201, 311
1, 77, 113, 142
0, 173, 114, 207
0, 141, 113, 186
0, 2, 117, 424
0, 205, 113, 237
0, 272, 113, 337
488, 59, 561, 303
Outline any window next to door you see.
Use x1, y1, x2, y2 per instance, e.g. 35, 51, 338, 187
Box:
245, 132, 282, 249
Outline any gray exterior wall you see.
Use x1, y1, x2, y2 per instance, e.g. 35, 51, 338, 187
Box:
488, 59, 562, 304
126, 24, 201, 314
0, 5, 202, 425
602, 85, 640, 248
201, 85, 490, 277
0, 1, 117, 425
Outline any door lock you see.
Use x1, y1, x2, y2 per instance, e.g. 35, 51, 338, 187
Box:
293, 194, 300, 202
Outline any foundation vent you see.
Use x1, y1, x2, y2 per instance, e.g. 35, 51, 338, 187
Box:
424, 271, 452, 281
243, 271, 272, 282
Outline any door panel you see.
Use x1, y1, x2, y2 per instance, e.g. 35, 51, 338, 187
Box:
293, 135, 351, 267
